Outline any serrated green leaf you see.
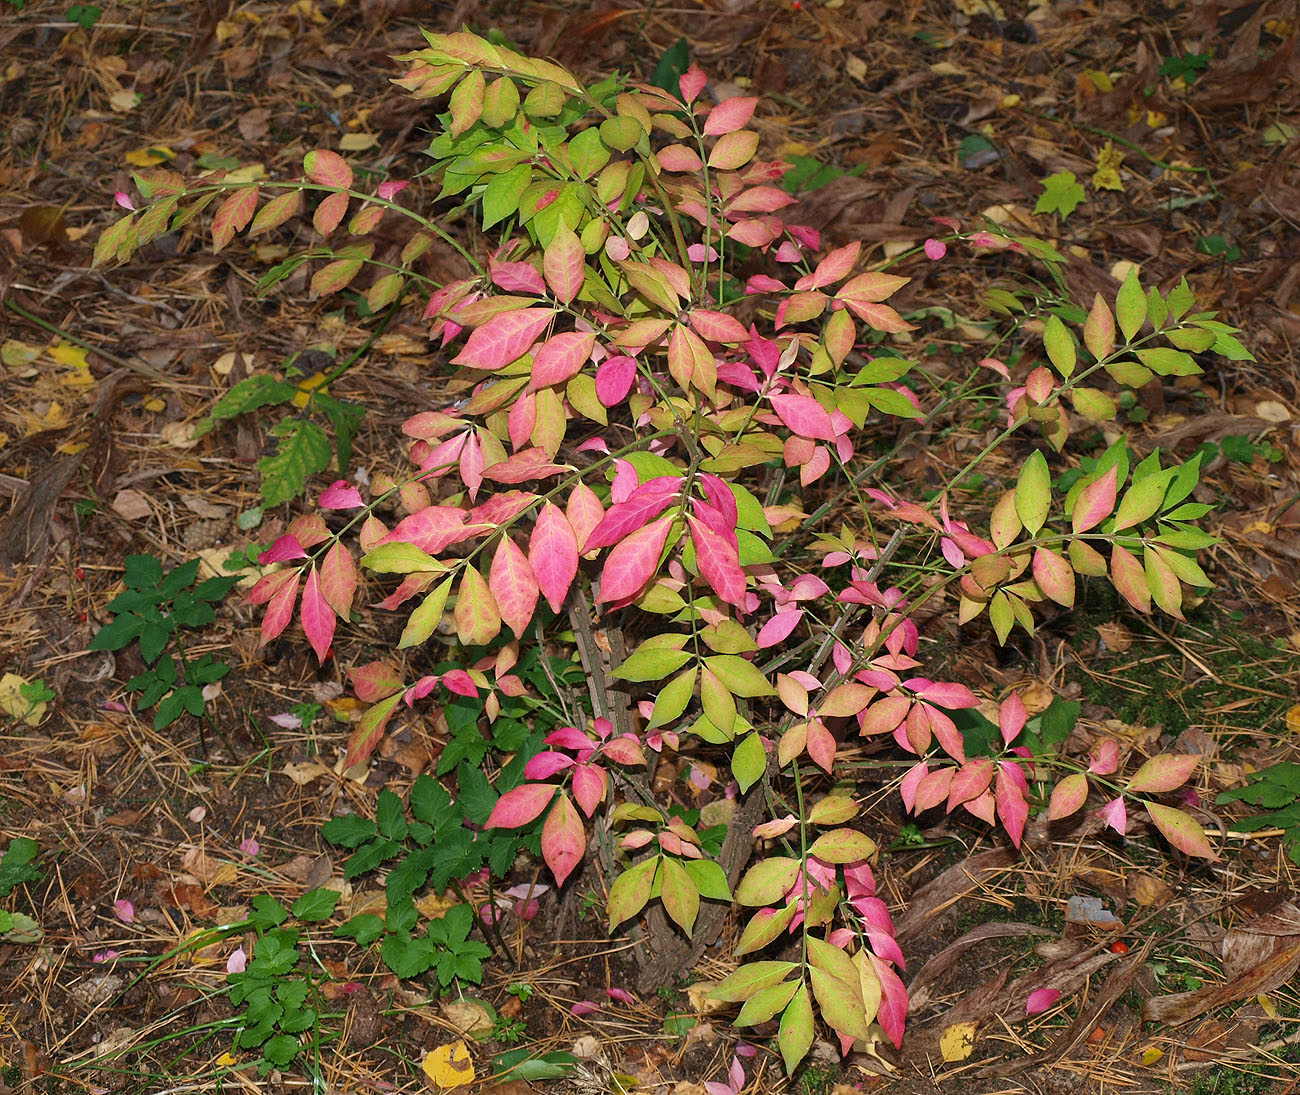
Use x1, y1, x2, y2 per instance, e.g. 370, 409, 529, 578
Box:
258, 420, 331, 506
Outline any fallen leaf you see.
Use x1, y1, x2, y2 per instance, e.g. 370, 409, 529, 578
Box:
339, 132, 378, 151
111, 489, 153, 520
109, 89, 140, 112
422, 1040, 475, 1089
939, 1020, 978, 1062
441, 999, 493, 1036
0, 673, 47, 725
124, 145, 175, 167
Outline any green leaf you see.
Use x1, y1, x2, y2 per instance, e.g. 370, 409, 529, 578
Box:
731, 732, 766, 794
314, 394, 365, 472
778, 983, 814, 1074
249, 894, 289, 931
1042, 315, 1076, 378
321, 814, 377, 848
195, 375, 295, 438
482, 163, 531, 229
1014, 451, 1051, 535
613, 645, 692, 682
375, 789, 408, 840
258, 420, 332, 506
682, 858, 731, 902
736, 857, 799, 906
703, 655, 774, 697
1034, 171, 1085, 219
1115, 268, 1146, 342
291, 887, 341, 921
709, 961, 798, 1003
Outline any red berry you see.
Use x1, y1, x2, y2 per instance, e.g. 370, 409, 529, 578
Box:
1110, 940, 1129, 954
74, 567, 86, 581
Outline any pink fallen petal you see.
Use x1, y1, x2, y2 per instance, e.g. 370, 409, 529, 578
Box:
114, 899, 135, 923
923, 238, 947, 260
735, 1041, 757, 1057
1026, 987, 1061, 1015
515, 898, 540, 921
268, 711, 302, 729
102, 700, 128, 712
569, 1001, 601, 1016
239, 837, 261, 858
688, 764, 712, 790
227, 947, 247, 974
606, 987, 636, 1003
187, 806, 207, 823
92, 950, 120, 963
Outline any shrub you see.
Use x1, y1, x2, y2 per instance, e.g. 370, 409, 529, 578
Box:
96, 31, 1245, 1071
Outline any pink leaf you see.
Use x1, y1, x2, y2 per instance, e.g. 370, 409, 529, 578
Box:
688, 309, 750, 344
794, 241, 860, 292
523, 752, 575, 780
572, 764, 607, 818
924, 238, 948, 261
485, 783, 559, 829
602, 735, 645, 766
566, 482, 605, 553
489, 258, 546, 295
585, 477, 680, 550
689, 515, 746, 607
259, 534, 307, 564
1048, 773, 1089, 820
319, 541, 357, 618
299, 566, 336, 664
597, 514, 675, 604
348, 659, 404, 703
869, 952, 908, 1049
489, 535, 540, 637
543, 225, 585, 304
530, 331, 596, 390
703, 96, 758, 136
1097, 795, 1128, 835
319, 480, 363, 509
770, 393, 837, 442
596, 355, 637, 407
658, 145, 704, 172
1126, 753, 1201, 794
999, 692, 1027, 745
114, 898, 135, 923
1072, 465, 1119, 533
452, 308, 555, 370
304, 148, 352, 189
381, 505, 468, 554
679, 63, 707, 104
1144, 801, 1217, 859
260, 570, 300, 644
529, 503, 579, 613
1089, 739, 1120, 775
541, 792, 586, 886
758, 608, 803, 648
995, 763, 1029, 848
1026, 988, 1061, 1016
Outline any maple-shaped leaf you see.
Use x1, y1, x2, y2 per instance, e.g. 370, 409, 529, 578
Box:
1092, 139, 1125, 192
1034, 171, 1086, 220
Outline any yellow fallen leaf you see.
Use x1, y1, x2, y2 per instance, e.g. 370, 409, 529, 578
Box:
1092, 139, 1125, 192
143, 397, 166, 412
1287, 705, 1300, 735
215, 1051, 238, 1067
125, 145, 175, 167
0, 673, 48, 726
422, 1041, 475, 1089
109, 89, 140, 112
414, 890, 459, 919
338, 132, 379, 151
224, 164, 266, 184
1139, 1044, 1164, 1066
939, 1020, 978, 1062
440, 998, 493, 1037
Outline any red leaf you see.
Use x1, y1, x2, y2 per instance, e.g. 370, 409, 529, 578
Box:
529, 502, 579, 612
486, 783, 559, 829
244, 567, 298, 607
598, 514, 675, 604
1144, 801, 1217, 859
794, 241, 860, 292
313, 191, 349, 236
319, 541, 357, 618
770, 393, 837, 442
995, 763, 1029, 848
348, 660, 404, 703
566, 483, 605, 553
572, 764, 607, 818
381, 505, 468, 554
541, 791, 586, 886
702, 96, 758, 136
529, 331, 596, 390
689, 515, 746, 607
585, 477, 680, 550
260, 570, 300, 645
595, 355, 637, 407
299, 565, 336, 664
543, 225, 585, 304
304, 148, 353, 189
211, 186, 259, 252
1127, 753, 1201, 794
1072, 465, 1118, 533
688, 309, 749, 344
452, 308, 555, 370
489, 535, 540, 637
757, 609, 802, 647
